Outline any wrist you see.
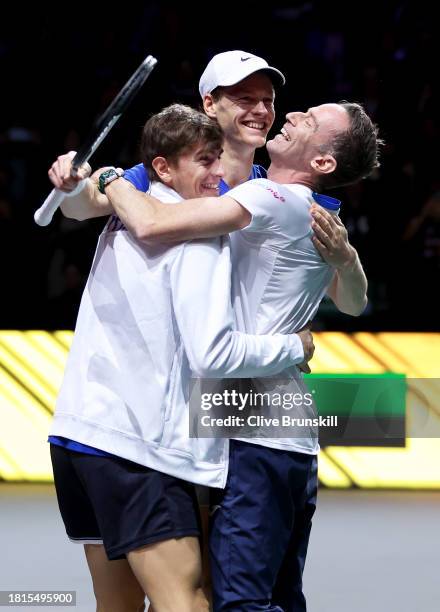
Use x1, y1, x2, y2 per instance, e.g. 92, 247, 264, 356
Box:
98, 168, 125, 194
289, 333, 305, 365
64, 178, 89, 198
338, 247, 358, 272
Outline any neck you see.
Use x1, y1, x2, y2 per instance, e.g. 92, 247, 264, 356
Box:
221, 141, 256, 188
267, 162, 315, 189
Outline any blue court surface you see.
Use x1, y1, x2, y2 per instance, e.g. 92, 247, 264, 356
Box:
0, 485, 439, 611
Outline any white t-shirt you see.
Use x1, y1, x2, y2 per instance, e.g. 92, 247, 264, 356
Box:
228, 178, 336, 454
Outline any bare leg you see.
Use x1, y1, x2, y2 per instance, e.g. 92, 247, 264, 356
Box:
200, 504, 212, 604
128, 536, 208, 612
84, 544, 146, 612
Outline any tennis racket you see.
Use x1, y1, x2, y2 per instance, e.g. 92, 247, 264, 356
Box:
34, 54, 157, 226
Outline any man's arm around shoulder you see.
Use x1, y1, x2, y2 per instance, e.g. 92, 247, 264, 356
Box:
170, 238, 314, 378
106, 177, 251, 241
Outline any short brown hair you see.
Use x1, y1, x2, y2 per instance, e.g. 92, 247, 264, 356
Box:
140, 104, 223, 182
318, 101, 384, 190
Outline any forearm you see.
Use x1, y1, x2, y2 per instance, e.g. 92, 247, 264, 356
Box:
60, 178, 113, 221
192, 329, 304, 378
104, 177, 162, 237
172, 239, 305, 378
330, 250, 368, 316
106, 179, 249, 241
311, 203, 367, 315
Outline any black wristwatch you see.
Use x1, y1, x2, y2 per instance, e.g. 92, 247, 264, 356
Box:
98, 168, 125, 194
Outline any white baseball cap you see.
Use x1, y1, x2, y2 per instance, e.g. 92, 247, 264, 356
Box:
199, 50, 286, 97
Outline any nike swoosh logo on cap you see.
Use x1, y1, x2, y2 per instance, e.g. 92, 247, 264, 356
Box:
241, 57, 251, 61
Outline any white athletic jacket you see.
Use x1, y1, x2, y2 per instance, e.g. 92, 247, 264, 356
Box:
49, 182, 305, 487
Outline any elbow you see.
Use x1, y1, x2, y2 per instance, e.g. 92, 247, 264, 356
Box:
189, 332, 241, 378
343, 296, 368, 317
130, 221, 158, 242
131, 220, 173, 242
190, 346, 230, 378
59, 205, 86, 222
190, 357, 223, 378
355, 295, 368, 317
75, 211, 92, 222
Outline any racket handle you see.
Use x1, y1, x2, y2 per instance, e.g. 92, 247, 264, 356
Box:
34, 188, 66, 226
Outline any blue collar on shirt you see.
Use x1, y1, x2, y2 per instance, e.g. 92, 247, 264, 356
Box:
219, 165, 341, 212
312, 192, 341, 211
219, 164, 267, 195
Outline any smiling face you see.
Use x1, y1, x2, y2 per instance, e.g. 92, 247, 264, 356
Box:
163, 142, 224, 199
203, 72, 275, 151
267, 103, 350, 172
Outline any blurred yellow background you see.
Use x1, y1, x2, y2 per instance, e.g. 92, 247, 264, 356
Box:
1, 331, 439, 488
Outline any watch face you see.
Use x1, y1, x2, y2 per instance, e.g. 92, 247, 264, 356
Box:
98, 169, 118, 194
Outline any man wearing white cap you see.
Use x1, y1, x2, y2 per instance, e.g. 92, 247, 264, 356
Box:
197, 50, 284, 187
121, 50, 284, 198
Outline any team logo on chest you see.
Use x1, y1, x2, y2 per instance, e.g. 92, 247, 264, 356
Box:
265, 187, 285, 202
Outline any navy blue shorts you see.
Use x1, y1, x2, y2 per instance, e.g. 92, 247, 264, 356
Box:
50, 445, 201, 560
209, 440, 318, 612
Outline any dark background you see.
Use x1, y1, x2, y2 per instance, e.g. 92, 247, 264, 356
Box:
0, 1, 438, 331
